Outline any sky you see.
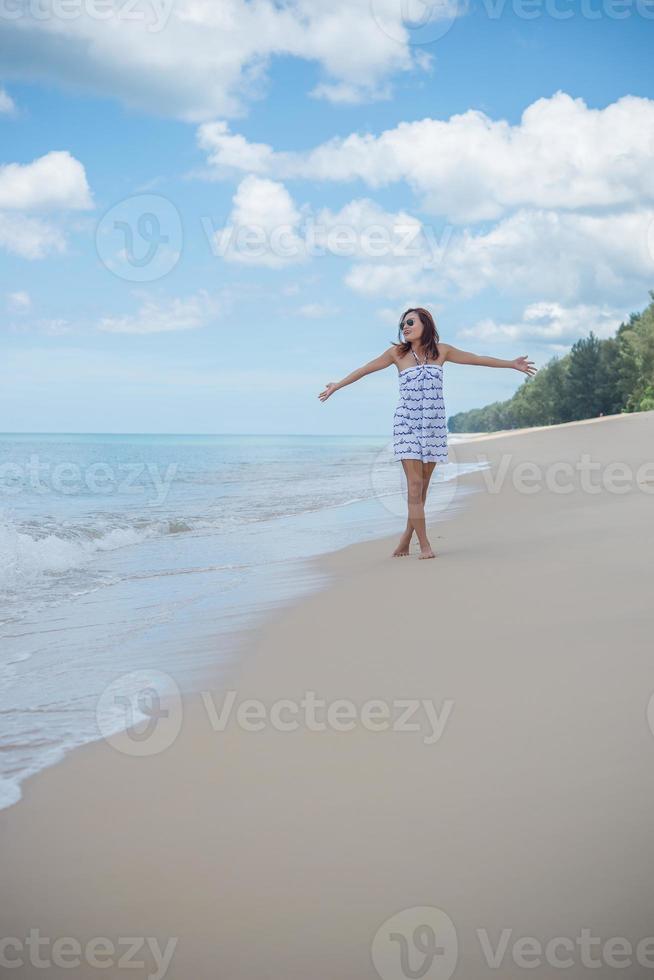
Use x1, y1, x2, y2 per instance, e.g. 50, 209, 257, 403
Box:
1, 0, 653, 435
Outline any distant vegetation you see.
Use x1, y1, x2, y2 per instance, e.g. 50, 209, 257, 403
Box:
448, 292, 654, 433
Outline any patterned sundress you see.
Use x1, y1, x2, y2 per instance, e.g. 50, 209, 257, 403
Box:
393, 349, 448, 462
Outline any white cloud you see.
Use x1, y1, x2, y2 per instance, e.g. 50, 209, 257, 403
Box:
198, 121, 276, 177
97, 290, 221, 335
210, 175, 309, 268
0, 151, 93, 211
345, 208, 654, 303
346, 260, 431, 301
209, 173, 654, 305
460, 302, 628, 350
0, 212, 66, 258
199, 94, 654, 222
0, 152, 92, 257
313, 198, 423, 253
0, 0, 458, 121
197, 94, 654, 308
0, 88, 16, 114
6, 290, 31, 312
198, 92, 654, 311
309, 79, 391, 105
211, 175, 425, 268
439, 208, 654, 299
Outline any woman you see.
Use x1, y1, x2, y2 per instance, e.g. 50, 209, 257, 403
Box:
318, 307, 536, 560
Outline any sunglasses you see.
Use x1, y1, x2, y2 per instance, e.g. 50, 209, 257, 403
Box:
403, 318, 415, 329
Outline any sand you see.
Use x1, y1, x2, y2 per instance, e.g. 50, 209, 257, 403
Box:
2, 411, 654, 980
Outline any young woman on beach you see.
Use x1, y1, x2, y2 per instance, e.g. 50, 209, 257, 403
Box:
318, 307, 536, 560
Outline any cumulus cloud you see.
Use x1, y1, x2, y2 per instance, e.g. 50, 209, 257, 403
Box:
209, 175, 309, 268
0, 151, 93, 211
0, 151, 92, 257
198, 93, 654, 222
345, 208, 654, 303
313, 198, 423, 252
0, 87, 16, 114
460, 302, 628, 350
198, 121, 277, 177
0, 0, 458, 121
207, 171, 654, 304
200, 93, 654, 308
0, 212, 66, 258
97, 290, 221, 334
209, 175, 421, 268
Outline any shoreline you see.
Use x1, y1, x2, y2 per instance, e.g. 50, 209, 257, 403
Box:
2, 411, 654, 980
0, 433, 484, 812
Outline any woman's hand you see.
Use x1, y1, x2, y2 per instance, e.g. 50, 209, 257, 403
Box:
318, 348, 395, 401
513, 355, 537, 376
318, 383, 339, 402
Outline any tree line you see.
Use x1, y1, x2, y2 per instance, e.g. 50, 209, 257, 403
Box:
448, 292, 654, 433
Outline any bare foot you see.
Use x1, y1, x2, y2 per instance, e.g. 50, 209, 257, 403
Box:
418, 546, 436, 559
392, 539, 411, 557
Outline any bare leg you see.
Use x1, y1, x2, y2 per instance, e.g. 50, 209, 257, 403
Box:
393, 461, 437, 556
392, 460, 436, 558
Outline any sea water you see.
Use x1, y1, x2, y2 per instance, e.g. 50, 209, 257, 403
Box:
0, 432, 484, 809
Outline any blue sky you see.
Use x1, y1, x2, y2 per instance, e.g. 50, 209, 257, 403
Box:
1, 0, 653, 434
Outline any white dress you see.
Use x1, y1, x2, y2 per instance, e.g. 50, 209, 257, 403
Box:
393, 349, 448, 462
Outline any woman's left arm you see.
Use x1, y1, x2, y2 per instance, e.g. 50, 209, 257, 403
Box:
441, 343, 537, 376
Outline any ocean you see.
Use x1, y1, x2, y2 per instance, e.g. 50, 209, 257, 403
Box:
0, 432, 484, 809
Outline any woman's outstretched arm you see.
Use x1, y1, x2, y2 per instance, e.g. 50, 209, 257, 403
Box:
441, 343, 537, 376
318, 347, 396, 402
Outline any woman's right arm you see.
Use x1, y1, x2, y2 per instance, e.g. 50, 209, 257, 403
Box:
318, 347, 396, 402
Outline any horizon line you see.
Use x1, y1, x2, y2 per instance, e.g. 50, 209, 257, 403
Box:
0, 431, 393, 439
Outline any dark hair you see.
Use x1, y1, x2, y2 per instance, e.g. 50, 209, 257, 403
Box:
393, 307, 440, 360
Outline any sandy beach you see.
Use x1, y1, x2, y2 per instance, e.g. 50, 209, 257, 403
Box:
2, 411, 654, 980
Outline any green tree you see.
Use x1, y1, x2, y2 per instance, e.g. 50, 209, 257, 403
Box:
447, 292, 654, 432
566, 332, 604, 419
597, 337, 622, 415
